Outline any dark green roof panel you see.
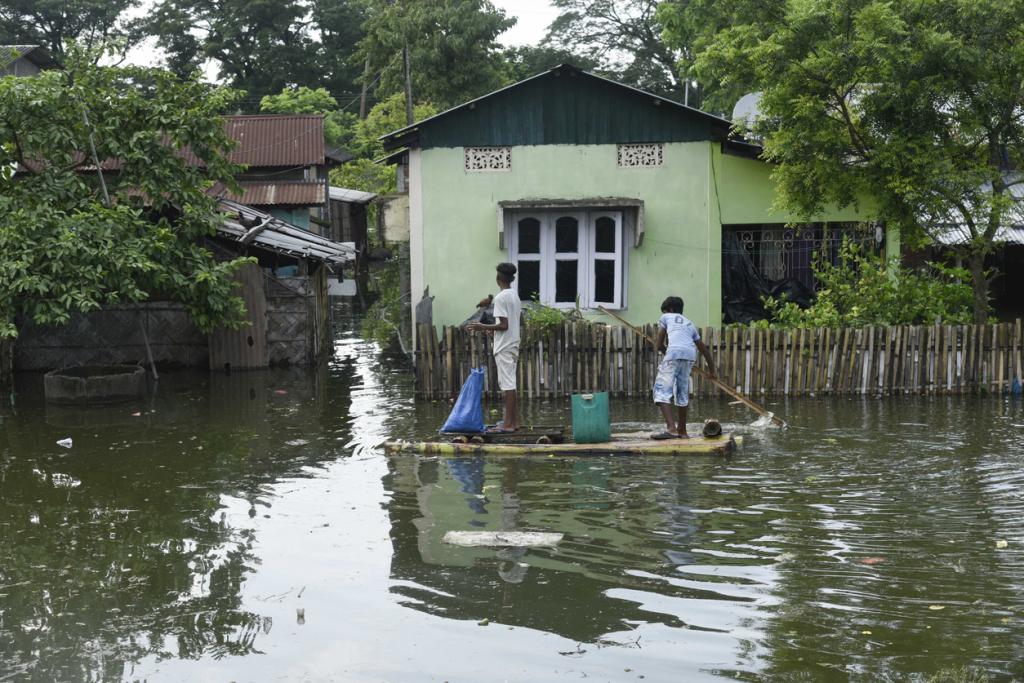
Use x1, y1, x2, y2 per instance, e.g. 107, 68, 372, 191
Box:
388, 67, 729, 150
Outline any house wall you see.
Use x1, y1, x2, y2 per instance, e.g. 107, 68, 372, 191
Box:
417, 142, 719, 329
712, 148, 898, 256
270, 207, 311, 230
13, 274, 329, 372
415, 143, 888, 331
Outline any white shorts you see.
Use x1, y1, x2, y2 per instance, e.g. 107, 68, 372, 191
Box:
495, 346, 519, 391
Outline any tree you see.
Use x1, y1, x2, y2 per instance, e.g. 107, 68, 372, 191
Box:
311, 0, 367, 102
144, 0, 319, 107
0, 49, 250, 341
330, 92, 437, 196
260, 86, 357, 149
543, 0, 684, 101
690, 0, 1024, 323
502, 45, 601, 83
657, 0, 767, 113
0, 0, 138, 63
355, 0, 515, 110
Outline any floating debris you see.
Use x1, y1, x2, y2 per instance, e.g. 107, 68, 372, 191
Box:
443, 531, 563, 547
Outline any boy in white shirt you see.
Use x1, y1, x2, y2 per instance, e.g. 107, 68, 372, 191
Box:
652, 296, 716, 439
467, 263, 522, 432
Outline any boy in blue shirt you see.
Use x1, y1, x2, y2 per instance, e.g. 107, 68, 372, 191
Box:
651, 296, 716, 439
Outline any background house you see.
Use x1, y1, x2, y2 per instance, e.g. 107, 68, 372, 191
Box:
12, 113, 357, 371
202, 115, 336, 233
1, 45, 57, 76
380, 64, 895, 331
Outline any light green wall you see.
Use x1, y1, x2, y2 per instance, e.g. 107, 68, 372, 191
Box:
418, 143, 882, 330
420, 142, 719, 329
713, 148, 876, 224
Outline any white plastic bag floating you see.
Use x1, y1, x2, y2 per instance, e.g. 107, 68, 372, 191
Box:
56, 437, 73, 448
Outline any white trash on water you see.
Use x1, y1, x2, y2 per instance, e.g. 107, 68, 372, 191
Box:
443, 531, 563, 547
56, 438, 73, 448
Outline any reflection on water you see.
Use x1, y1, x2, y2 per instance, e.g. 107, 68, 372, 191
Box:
2, 306, 1023, 682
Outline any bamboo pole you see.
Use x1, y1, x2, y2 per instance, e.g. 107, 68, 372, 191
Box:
594, 306, 785, 426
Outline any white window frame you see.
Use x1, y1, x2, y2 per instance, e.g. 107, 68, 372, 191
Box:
588, 211, 623, 308
508, 210, 626, 309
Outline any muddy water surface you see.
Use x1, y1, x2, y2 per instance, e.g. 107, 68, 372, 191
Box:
1, 313, 1023, 682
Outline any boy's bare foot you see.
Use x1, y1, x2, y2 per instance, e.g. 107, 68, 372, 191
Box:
676, 432, 691, 439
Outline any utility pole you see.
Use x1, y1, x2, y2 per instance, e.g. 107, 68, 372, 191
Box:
359, 56, 371, 119
403, 42, 413, 126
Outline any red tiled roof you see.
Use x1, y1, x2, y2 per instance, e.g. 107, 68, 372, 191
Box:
180, 115, 326, 168
214, 180, 325, 206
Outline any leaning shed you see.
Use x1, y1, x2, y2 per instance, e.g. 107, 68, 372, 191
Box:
14, 201, 355, 373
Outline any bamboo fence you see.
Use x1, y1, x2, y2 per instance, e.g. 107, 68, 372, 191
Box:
414, 319, 1024, 400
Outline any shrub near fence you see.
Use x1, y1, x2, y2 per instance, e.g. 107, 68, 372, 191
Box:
414, 320, 1024, 400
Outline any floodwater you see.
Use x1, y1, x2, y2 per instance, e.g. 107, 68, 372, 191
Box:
2, 310, 1023, 683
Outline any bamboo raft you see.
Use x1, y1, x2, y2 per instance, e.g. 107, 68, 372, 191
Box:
382, 433, 741, 456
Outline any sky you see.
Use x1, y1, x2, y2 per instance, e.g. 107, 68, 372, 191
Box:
492, 0, 561, 46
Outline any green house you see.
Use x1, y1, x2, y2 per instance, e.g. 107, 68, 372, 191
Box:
381, 65, 893, 330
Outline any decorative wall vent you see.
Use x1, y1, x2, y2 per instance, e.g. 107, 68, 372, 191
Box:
617, 143, 664, 167
464, 146, 512, 172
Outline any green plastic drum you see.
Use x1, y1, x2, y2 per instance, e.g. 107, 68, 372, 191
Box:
571, 392, 611, 444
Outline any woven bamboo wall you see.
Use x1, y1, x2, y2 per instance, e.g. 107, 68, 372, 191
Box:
414, 320, 1024, 399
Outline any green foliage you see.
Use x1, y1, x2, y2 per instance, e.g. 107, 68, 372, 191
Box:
657, 0, 767, 112
346, 92, 437, 159
361, 258, 404, 346
144, 0, 336, 106
685, 0, 1024, 323
328, 93, 437, 196
545, 0, 685, 100
0, 48, 251, 338
762, 242, 975, 328
259, 86, 357, 149
502, 46, 601, 82
0, 0, 137, 63
522, 299, 584, 343
355, 0, 515, 109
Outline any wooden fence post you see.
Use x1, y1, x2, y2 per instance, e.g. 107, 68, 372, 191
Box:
0, 338, 12, 390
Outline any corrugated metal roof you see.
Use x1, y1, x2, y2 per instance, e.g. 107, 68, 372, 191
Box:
179, 115, 326, 167
1, 45, 57, 69
932, 180, 1024, 246
217, 199, 355, 263
934, 225, 1024, 246
329, 186, 377, 204
215, 180, 325, 206
380, 64, 731, 151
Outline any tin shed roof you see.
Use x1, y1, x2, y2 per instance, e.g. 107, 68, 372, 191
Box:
217, 199, 355, 263
380, 64, 733, 151
1, 45, 58, 69
224, 180, 325, 206
179, 115, 326, 167
329, 186, 377, 204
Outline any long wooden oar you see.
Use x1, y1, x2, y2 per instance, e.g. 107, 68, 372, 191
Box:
596, 306, 786, 427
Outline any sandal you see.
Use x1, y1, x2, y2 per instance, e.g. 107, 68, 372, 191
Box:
650, 431, 678, 440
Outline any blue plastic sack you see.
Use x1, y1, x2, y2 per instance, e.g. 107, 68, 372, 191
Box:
441, 367, 486, 433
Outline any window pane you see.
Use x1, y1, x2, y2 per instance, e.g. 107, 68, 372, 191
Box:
555, 260, 578, 303
517, 260, 540, 301
595, 216, 616, 253
555, 216, 578, 253
594, 259, 615, 303
518, 218, 540, 254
